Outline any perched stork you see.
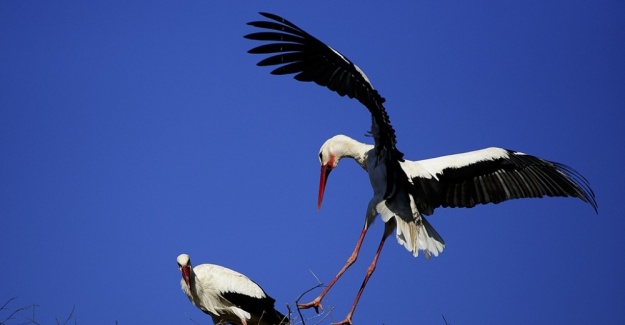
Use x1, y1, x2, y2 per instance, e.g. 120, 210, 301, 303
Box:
245, 12, 598, 325
176, 254, 289, 325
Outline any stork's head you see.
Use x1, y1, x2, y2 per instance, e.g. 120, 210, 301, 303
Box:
177, 254, 192, 287
318, 135, 372, 210
318, 135, 355, 210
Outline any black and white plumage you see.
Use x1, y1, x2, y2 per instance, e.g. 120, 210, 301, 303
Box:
245, 12, 598, 325
177, 254, 288, 325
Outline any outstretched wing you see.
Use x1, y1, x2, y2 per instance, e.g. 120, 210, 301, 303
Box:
245, 12, 402, 162
404, 147, 598, 215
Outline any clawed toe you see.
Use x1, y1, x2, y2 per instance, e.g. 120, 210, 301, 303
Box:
297, 299, 323, 314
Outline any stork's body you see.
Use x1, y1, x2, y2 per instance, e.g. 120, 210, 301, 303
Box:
176, 254, 288, 325
318, 135, 445, 258
246, 12, 597, 325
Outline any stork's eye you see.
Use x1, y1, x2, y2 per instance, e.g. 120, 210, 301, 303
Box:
318, 152, 323, 160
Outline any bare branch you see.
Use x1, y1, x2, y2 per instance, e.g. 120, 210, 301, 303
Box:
1, 298, 78, 325
0, 298, 40, 325
294, 282, 323, 325
184, 312, 201, 325
1, 298, 18, 312
56, 305, 75, 325
312, 305, 334, 325
292, 271, 338, 325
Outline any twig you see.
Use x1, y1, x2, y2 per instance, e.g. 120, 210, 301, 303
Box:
0, 298, 40, 325
18, 303, 41, 325
293, 270, 340, 325
56, 305, 75, 325
284, 303, 294, 325
294, 272, 325, 325
1, 297, 22, 324
1, 297, 18, 312
312, 306, 334, 325
185, 312, 201, 325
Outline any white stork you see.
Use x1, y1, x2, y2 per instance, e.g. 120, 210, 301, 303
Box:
176, 254, 289, 325
245, 12, 598, 325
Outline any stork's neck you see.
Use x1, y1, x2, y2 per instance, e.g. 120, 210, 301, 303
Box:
187, 268, 201, 297
329, 135, 373, 170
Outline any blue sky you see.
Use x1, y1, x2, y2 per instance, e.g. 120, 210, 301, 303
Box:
1, 1, 623, 324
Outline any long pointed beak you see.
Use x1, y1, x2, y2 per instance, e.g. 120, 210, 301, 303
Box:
182, 265, 191, 287
318, 164, 332, 210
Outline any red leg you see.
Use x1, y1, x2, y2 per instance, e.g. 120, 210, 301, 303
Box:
332, 220, 396, 325
298, 226, 369, 313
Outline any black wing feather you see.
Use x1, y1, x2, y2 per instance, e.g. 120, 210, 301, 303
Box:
247, 43, 307, 55
222, 291, 286, 325
412, 150, 598, 215
246, 31, 305, 43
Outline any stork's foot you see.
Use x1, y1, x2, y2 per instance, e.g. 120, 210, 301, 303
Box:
331, 316, 353, 325
297, 298, 323, 314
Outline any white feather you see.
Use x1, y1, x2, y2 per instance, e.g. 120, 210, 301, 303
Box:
401, 147, 511, 180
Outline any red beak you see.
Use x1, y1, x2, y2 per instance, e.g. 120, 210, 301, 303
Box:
181, 265, 191, 287
318, 164, 332, 210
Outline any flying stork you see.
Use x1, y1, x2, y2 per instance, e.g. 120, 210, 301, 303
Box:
176, 254, 289, 325
245, 12, 598, 325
